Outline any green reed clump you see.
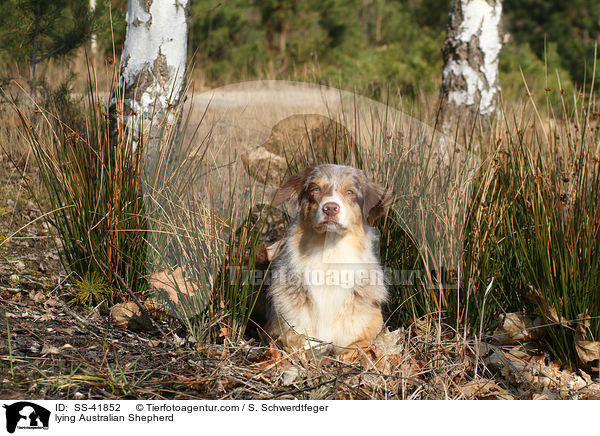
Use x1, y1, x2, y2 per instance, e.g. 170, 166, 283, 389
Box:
14, 70, 148, 303
498, 114, 600, 369
458, 83, 600, 369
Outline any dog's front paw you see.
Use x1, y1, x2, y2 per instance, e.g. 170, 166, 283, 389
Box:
337, 340, 373, 362
278, 328, 308, 352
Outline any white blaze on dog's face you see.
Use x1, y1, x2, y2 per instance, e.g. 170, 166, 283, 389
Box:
274, 164, 391, 235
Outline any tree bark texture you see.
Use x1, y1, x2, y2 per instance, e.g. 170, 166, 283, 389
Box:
114, 0, 189, 151
440, 0, 502, 119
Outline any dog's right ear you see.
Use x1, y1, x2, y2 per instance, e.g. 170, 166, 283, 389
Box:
271, 166, 314, 206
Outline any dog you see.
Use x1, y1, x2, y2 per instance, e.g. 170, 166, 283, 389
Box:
266, 164, 391, 356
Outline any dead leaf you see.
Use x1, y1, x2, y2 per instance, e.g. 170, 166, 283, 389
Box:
44, 297, 60, 307
30, 291, 46, 304
526, 288, 569, 327
147, 267, 206, 319
277, 328, 309, 352
173, 334, 186, 347
372, 327, 405, 355
281, 366, 298, 385
492, 313, 544, 344
254, 341, 291, 372
575, 340, 600, 365
458, 379, 514, 400
148, 267, 200, 305
574, 313, 600, 368
354, 328, 423, 378
40, 344, 60, 355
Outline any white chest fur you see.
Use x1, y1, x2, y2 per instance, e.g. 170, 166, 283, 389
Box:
287, 234, 379, 345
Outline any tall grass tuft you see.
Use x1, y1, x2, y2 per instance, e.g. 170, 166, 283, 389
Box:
13, 69, 148, 302
9, 63, 268, 341
492, 93, 600, 369
454, 82, 600, 369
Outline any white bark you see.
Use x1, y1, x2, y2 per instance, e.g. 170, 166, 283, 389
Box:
440, 0, 502, 117
90, 0, 97, 54
115, 0, 189, 149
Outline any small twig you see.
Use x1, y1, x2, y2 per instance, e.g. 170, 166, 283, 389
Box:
58, 306, 102, 339
113, 275, 171, 343
6, 320, 14, 379
475, 277, 494, 378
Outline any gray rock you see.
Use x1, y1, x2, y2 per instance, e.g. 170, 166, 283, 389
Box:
242, 114, 354, 186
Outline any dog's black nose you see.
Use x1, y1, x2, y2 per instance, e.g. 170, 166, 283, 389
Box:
322, 202, 340, 216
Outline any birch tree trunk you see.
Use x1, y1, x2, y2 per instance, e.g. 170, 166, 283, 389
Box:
90, 0, 97, 55
112, 0, 189, 152
439, 0, 502, 122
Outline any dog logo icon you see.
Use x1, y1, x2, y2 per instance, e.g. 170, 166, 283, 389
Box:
3, 402, 50, 433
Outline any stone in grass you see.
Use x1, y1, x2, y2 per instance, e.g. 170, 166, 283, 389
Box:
241, 114, 354, 187
110, 301, 152, 331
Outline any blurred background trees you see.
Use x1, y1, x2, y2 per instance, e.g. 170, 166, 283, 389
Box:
0, 0, 99, 80
0, 0, 598, 103
504, 0, 600, 88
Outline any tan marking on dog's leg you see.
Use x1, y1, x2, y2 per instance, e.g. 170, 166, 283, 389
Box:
338, 309, 383, 361
278, 327, 308, 352
338, 340, 371, 362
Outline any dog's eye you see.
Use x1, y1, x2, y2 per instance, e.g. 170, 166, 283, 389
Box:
312, 186, 321, 193
346, 189, 354, 195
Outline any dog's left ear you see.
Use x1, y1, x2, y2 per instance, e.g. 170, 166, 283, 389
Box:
362, 180, 392, 226
271, 166, 314, 206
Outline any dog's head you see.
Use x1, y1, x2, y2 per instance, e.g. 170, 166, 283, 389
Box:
273, 164, 392, 234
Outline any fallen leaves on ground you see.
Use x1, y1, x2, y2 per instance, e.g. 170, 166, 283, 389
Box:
4, 280, 600, 400
492, 312, 545, 345
477, 342, 600, 399
457, 379, 514, 400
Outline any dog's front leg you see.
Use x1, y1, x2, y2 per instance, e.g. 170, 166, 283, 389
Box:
337, 304, 383, 361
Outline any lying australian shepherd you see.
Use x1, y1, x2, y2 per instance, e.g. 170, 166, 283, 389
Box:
267, 164, 391, 357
